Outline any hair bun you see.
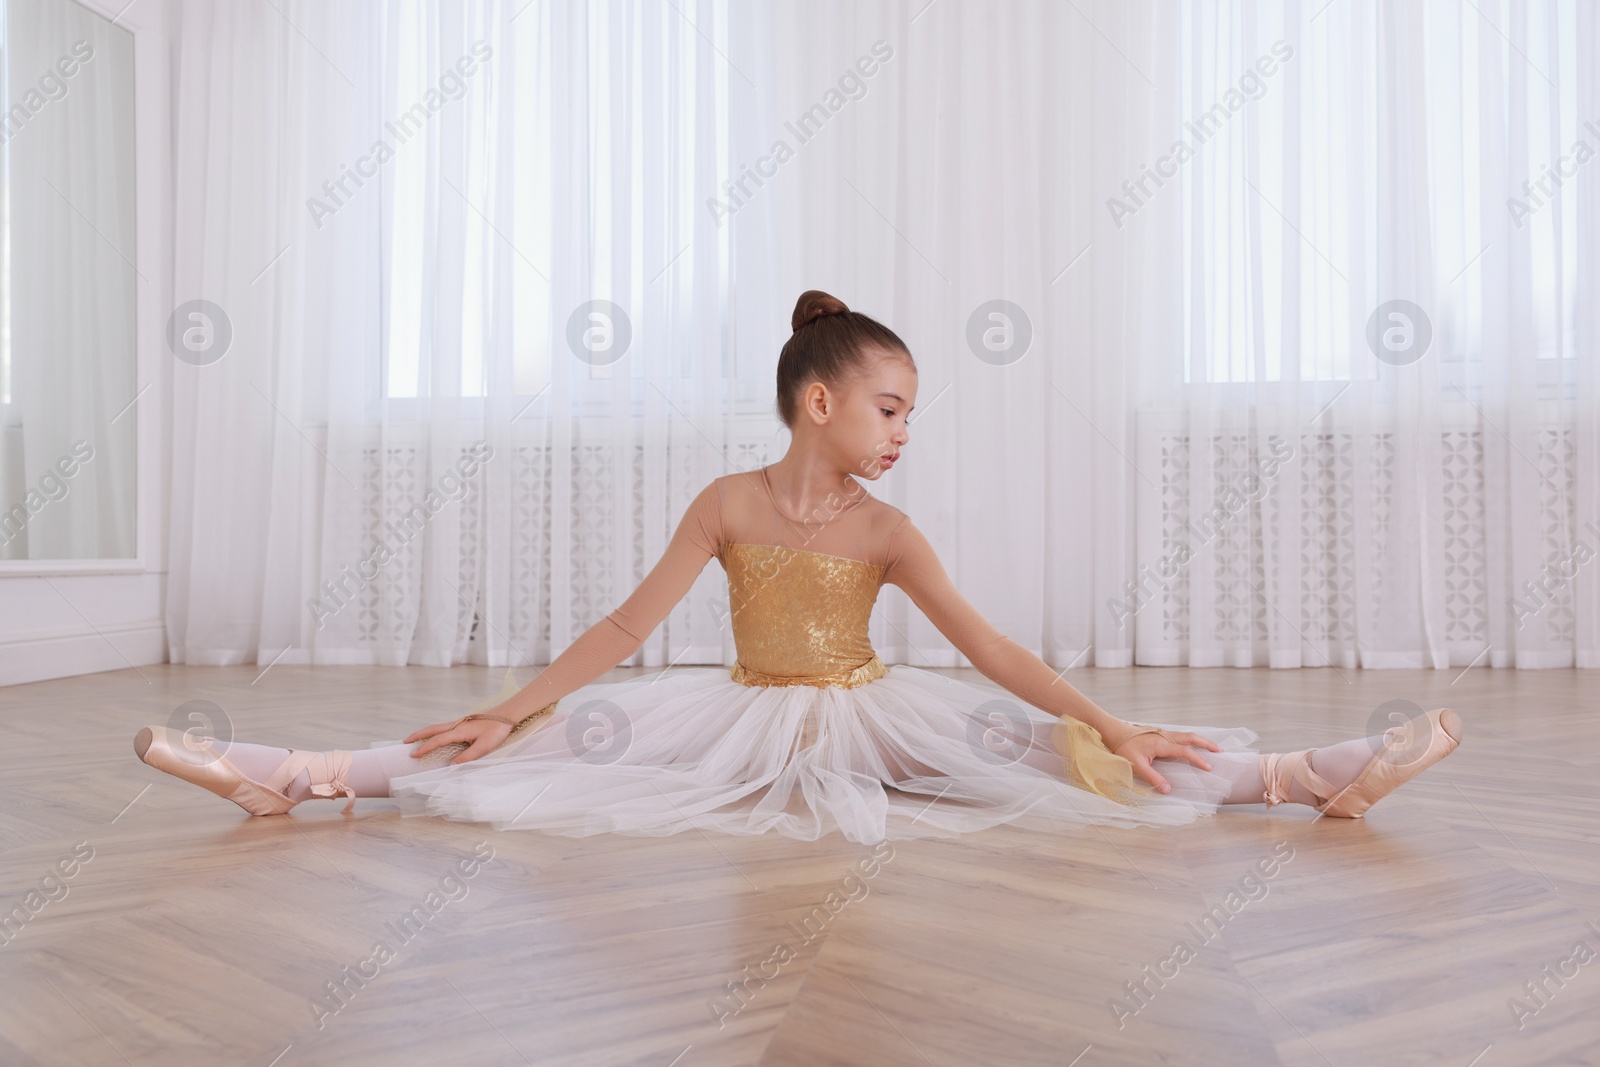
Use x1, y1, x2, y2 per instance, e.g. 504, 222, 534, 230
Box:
792, 290, 850, 332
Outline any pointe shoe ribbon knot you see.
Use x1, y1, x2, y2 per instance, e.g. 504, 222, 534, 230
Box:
1259, 749, 1337, 811
305, 751, 357, 813
1261, 766, 1291, 808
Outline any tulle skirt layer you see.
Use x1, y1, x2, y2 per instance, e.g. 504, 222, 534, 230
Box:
384, 665, 1263, 844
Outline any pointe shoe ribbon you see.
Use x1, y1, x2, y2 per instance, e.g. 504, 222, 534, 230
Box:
1260, 749, 1338, 809
294, 750, 358, 813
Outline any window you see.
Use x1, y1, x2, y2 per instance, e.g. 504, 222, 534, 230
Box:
1180, 0, 1583, 385
381, 1, 736, 407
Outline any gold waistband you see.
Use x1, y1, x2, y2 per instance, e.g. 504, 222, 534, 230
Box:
730, 653, 887, 690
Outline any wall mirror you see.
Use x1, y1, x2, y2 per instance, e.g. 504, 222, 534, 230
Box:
0, 0, 136, 561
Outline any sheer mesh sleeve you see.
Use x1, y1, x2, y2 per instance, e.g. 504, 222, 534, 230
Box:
881, 515, 1116, 732
489, 478, 724, 719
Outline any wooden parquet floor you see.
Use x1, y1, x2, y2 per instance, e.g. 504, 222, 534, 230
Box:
0, 663, 1596, 1066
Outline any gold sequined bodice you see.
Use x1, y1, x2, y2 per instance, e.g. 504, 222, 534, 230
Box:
721, 543, 887, 688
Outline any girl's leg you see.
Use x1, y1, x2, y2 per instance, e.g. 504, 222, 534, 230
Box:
220, 740, 421, 800
166, 738, 420, 802
1215, 730, 1427, 806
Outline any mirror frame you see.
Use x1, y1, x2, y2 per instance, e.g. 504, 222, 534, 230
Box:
0, 0, 167, 577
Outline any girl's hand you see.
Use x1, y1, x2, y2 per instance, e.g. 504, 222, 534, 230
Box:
1109, 728, 1223, 795
403, 716, 513, 765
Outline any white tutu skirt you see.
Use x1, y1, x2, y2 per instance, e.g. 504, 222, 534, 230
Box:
384, 665, 1264, 844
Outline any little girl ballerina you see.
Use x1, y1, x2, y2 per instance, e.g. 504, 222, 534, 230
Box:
134, 290, 1463, 844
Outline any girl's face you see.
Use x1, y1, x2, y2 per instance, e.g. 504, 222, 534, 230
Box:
831, 352, 917, 480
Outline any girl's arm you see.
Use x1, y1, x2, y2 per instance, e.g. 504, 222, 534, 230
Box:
406, 478, 724, 756
881, 514, 1145, 750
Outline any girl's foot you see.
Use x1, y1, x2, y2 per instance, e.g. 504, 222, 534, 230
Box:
134, 727, 357, 815
1255, 708, 1463, 818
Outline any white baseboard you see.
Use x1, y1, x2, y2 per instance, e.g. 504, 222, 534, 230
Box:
0, 619, 167, 687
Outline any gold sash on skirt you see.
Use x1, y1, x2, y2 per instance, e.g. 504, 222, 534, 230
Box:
730, 652, 888, 690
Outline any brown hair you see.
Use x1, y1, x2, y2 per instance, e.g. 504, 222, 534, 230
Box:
775, 290, 914, 428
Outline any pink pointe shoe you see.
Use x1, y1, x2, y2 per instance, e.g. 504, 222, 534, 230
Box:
133, 726, 356, 815
1261, 707, 1464, 818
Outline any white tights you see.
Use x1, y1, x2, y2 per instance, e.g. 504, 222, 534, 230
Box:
1215, 735, 1390, 805
207, 732, 1391, 808
212, 740, 423, 802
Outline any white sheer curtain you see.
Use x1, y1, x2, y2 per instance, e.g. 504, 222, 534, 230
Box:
165, 0, 1596, 674
164, 0, 1156, 677
750, 0, 1157, 673
717, 0, 1598, 673
1132, 0, 1598, 669
167, 0, 766, 667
